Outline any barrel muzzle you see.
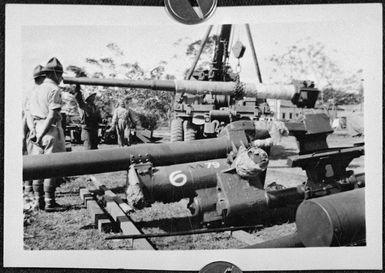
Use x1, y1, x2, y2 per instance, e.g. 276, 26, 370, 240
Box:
290, 80, 319, 108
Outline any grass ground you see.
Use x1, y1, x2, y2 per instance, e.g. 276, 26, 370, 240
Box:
23, 129, 364, 250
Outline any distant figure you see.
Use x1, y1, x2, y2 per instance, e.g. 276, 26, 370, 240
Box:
72, 85, 102, 150
332, 114, 363, 137
26, 57, 67, 212
254, 119, 289, 144
108, 97, 138, 147
344, 113, 364, 137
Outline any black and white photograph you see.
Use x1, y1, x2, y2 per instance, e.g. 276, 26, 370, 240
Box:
3, 2, 382, 271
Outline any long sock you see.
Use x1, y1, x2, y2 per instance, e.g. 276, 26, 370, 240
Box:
44, 178, 56, 207
24, 180, 33, 195
32, 180, 44, 208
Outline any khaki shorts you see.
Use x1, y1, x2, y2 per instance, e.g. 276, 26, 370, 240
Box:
28, 120, 65, 155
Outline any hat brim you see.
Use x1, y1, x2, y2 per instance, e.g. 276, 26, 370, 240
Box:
85, 93, 97, 100
33, 73, 45, 79
41, 68, 63, 73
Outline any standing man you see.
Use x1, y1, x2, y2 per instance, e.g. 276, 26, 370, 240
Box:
109, 99, 129, 147
23, 65, 46, 198
124, 96, 139, 146
108, 96, 138, 147
72, 85, 101, 150
27, 57, 66, 212
23, 64, 46, 153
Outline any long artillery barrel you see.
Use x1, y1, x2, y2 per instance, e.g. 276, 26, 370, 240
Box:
23, 120, 264, 181
63, 77, 319, 108
243, 188, 365, 248
24, 137, 232, 181
296, 188, 365, 247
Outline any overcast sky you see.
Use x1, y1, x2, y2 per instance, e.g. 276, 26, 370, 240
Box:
19, 4, 373, 100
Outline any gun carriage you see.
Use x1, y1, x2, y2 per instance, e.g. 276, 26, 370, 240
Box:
65, 24, 319, 142
23, 110, 365, 244
23, 24, 365, 247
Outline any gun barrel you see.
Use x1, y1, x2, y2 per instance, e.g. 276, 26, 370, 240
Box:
296, 188, 365, 247
63, 77, 176, 91
63, 77, 319, 106
23, 120, 257, 181
139, 158, 230, 203
23, 137, 232, 181
176, 80, 299, 101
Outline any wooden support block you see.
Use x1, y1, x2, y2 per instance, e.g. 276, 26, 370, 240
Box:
105, 200, 124, 222
79, 188, 93, 204
104, 195, 133, 214
84, 196, 94, 205
86, 199, 109, 226
112, 197, 133, 214
98, 219, 113, 233
231, 230, 265, 245
88, 188, 104, 196
89, 175, 134, 213
79, 188, 88, 200
118, 216, 156, 250
89, 175, 154, 249
104, 200, 155, 250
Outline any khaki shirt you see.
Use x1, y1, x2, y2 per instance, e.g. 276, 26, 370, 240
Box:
111, 106, 138, 128
111, 106, 128, 124
28, 78, 62, 119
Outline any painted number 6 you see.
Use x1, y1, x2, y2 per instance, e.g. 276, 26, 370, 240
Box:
169, 170, 187, 187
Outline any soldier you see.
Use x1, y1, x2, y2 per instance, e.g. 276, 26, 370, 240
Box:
72, 85, 101, 150
108, 99, 128, 147
108, 96, 138, 147
23, 65, 46, 198
26, 57, 67, 212
24, 65, 46, 153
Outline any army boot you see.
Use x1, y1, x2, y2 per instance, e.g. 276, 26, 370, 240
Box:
44, 191, 68, 212
44, 182, 67, 212
44, 200, 68, 212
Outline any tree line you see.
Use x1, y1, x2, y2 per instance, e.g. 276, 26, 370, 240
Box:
64, 37, 363, 132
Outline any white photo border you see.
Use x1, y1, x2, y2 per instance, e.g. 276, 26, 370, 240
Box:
4, 3, 383, 271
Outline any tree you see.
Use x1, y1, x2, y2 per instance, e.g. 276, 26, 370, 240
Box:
267, 38, 363, 105
66, 43, 174, 131
323, 88, 362, 106
172, 35, 218, 78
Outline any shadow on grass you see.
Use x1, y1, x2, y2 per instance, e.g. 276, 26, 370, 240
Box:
136, 216, 202, 232
135, 205, 297, 233
269, 145, 298, 160
109, 185, 127, 194
80, 224, 97, 230
66, 204, 85, 210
